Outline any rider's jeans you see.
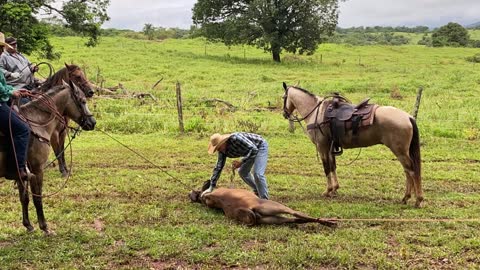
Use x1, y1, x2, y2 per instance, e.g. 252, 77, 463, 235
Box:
0, 102, 30, 170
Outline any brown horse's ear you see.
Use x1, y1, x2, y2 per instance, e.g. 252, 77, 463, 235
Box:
282, 82, 288, 91
65, 63, 72, 70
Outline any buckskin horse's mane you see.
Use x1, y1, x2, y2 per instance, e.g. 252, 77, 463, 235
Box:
25, 85, 68, 111
38, 65, 80, 92
290, 85, 317, 98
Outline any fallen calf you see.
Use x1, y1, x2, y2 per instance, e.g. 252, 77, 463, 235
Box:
189, 187, 337, 227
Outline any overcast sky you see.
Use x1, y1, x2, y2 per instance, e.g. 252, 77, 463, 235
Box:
100, 0, 480, 30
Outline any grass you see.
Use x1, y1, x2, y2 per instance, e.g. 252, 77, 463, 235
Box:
0, 36, 479, 269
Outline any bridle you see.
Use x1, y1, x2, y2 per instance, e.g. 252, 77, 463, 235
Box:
68, 82, 94, 128
66, 68, 94, 98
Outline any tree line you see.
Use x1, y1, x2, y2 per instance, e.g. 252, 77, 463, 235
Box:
1, 0, 479, 63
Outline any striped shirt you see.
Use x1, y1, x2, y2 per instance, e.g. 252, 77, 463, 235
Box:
209, 132, 266, 187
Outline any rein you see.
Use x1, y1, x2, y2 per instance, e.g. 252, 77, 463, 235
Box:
6, 102, 76, 198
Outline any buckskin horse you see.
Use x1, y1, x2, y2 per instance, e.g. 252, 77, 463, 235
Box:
0, 81, 96, 234
37, 63, 94, 177
282, 83, 422, 207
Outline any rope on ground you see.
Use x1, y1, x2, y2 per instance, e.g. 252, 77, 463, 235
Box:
331, 217, 480, 223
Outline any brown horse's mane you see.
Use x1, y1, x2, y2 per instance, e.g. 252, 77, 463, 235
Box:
38, 65, 80, 92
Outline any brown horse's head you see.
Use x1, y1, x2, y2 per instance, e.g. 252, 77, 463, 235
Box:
63, 81, 96, 130
65, 63, 95, 98
39, 64, 95, 98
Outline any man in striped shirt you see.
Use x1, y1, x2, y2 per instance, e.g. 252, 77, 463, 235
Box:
202, 132, 270, 199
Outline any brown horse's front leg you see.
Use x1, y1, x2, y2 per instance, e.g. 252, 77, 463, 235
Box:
51, 128, 69, 178
17, 178, 34, 232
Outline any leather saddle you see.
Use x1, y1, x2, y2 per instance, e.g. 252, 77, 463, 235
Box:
307, 93, 378, 156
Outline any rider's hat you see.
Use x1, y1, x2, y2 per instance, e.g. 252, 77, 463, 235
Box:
0, 33, 13, 50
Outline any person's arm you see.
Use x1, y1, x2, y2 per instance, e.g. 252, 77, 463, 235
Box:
202, 152, 227, 196
209, 151, 227, 188
0, 72, 14, 99
0, 56, 12, 78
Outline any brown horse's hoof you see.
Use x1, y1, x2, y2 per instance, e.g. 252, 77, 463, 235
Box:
26, 226, 35, 233
414, 200, 423, 208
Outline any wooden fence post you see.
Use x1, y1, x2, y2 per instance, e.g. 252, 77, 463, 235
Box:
176, 81, 184, 133
288, 120, 295, 133
412, 86, 424, 120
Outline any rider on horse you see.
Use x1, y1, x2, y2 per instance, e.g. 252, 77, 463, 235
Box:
0, 32, 30, 181
0, 36, 39, 90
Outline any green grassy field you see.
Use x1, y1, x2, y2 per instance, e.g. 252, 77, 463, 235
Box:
1, 36, 479, 269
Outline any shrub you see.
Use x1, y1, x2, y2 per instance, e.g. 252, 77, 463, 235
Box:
466, 53, 480, 63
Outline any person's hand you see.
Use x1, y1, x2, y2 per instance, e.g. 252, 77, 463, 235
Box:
11, 90, 21, 98
201, 186, 214, 197
232, 160, 242, 169
30, 65, 39, 72
10, 72, 20, 79
12, 89, 29, 98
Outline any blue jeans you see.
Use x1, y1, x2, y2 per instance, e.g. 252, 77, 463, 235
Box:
0, 102, 30, 171
238, 141, 269, 199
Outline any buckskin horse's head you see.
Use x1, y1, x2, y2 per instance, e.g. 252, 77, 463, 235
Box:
282, 82, 295, 119
62, 81, 96, 130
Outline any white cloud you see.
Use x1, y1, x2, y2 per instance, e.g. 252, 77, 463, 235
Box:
338, 0, 480, 27
97, 0, 480, 30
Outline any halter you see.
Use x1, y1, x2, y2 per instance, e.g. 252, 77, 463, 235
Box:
68, 82, 94, 128
66, 67, 94, 98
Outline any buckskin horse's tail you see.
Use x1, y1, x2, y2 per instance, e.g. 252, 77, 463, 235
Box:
409, 117, 421, 186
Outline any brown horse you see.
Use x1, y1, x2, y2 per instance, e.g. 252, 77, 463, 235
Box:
282, 83, 423, 207
37, 63, 94, 177
0, 82, 96, 234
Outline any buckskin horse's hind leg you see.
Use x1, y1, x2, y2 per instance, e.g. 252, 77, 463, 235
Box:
17, 178, 34, 232
390, 146, 418, 207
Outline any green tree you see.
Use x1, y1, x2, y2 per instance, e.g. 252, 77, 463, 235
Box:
0, 0, 110, 58
432, 22, 469, 47
143, 23, 155, 40
192, 0, 341, 62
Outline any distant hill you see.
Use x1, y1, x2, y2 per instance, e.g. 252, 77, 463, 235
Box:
466, 21, 480, 29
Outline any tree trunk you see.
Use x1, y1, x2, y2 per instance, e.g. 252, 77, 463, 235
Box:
272, 50, 281, 62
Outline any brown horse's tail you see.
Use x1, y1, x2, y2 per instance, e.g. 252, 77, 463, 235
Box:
409, 117, 421, 181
